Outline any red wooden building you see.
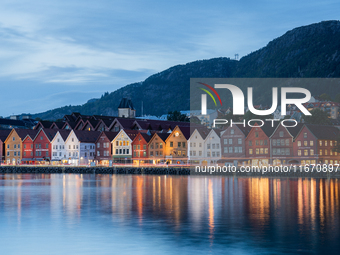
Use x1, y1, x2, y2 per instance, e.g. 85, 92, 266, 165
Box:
33, 128, 58, 163
95, 131, 118, 165
132, 132, 153, 165
245, 123, 277, 166
22, 130, 39, 164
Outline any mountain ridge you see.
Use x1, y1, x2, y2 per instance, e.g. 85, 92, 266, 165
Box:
29, 20, 340, 120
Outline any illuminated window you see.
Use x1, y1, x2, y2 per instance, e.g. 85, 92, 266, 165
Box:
304, 141, 307, 146
298, 141, 301, 146
249, 149, 253, 155
304, 150, 308, 156
298, 150, 301, 156
304, 133, 307, 138
310, 149, 314, 155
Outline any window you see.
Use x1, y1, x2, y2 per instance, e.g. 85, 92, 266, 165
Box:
18, 144, 20, 149
14, 144, 16, 149
304, 141, 307, 146
97, 151, 100, 156
207, 144, 211, 149
123, 149, 126, 154
159, 143, 163, 149
143, 152, 146, 157
12, 137, 15, 141
40, 136, 43, 140
137, 145, 140, 150
14, 152, 17, 156
126, 149, 129, 154
304, 150, 308, 156
224, 139, 228, 144
310, 149, 314, 155
265, 148, 268, 154
150, 151, 154, 156
230, 129, 234, 134
255, 132, 259, 138
319, 150, 322, 156
133, 151, 136, 157
319, 140, 322, 146
170, 142, 173, 147
150, 143, 154, 149
273, 139, 277, 146
260, 140, 264, 146
325, 141, 328, 146
212, 144, 215, 149
24, 152, 26, 156
298, 141, 301, 147
279, 131, 284, 137
229, 139, 232, 144
224, 147, 228, 153
285, 148, 290, 155
285, 139, 289, 146
97, 143, 100, 148
238, 138, 242, 144
330, 141, 333, 146
260, 148, 263, 154
310, 141, 313, 146
304, 133, 307, 138
249, 141, 252, 146
182, 142, 185, 148
249, 149, 253, 154
229, 147, 233, 153
207, 151, 210, 157
116, 149, 118, 154
256, 148, 259, 154
199, 151, 202, 156
277, 140, 280, 146
234, 147, 238, 153
298, 150, 301, 156
325, 150, 328, 156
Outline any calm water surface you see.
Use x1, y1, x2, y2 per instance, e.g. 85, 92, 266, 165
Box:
0, 174, 339, 255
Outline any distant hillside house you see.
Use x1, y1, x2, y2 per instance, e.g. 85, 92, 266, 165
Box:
118, 98, 136, 118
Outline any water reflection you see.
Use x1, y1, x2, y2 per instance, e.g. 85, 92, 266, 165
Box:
0, 174, 340, 254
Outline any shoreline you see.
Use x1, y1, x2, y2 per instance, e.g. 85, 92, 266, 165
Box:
1, 166, 340, 178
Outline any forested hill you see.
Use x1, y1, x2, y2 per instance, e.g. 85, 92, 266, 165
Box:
31, 20, 340, 120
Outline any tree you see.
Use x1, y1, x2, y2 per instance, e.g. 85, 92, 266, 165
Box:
167, 111, 189, 122
334, 94, 340, 103
302, 108, 331, 125
319, 93, 332, 101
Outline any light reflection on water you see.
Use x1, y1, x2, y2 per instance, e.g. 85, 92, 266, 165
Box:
0, 174, 340, 254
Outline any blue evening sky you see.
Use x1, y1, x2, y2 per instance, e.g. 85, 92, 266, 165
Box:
0, 0, 339, 117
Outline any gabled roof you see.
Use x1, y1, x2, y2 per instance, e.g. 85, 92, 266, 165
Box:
304, 124, 340, 140
57, 130, 71, 141
34, 121, 54, 130
285, 123, 304, 139
51, 122, 64, 129
118, 98, 135, 110
101, 131, 119, 142
178, 126, 191, 140
34, 128, 59, 142
157, 133, 171, 142
15, 129, 34, 140
234, 124, 252, 137
62, 121, 77, 130
0, 118, 27, 128
22, 130, 39, 141
0, 129, 11, 142
73, 130, 101, 143
261, 122, 280, 138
